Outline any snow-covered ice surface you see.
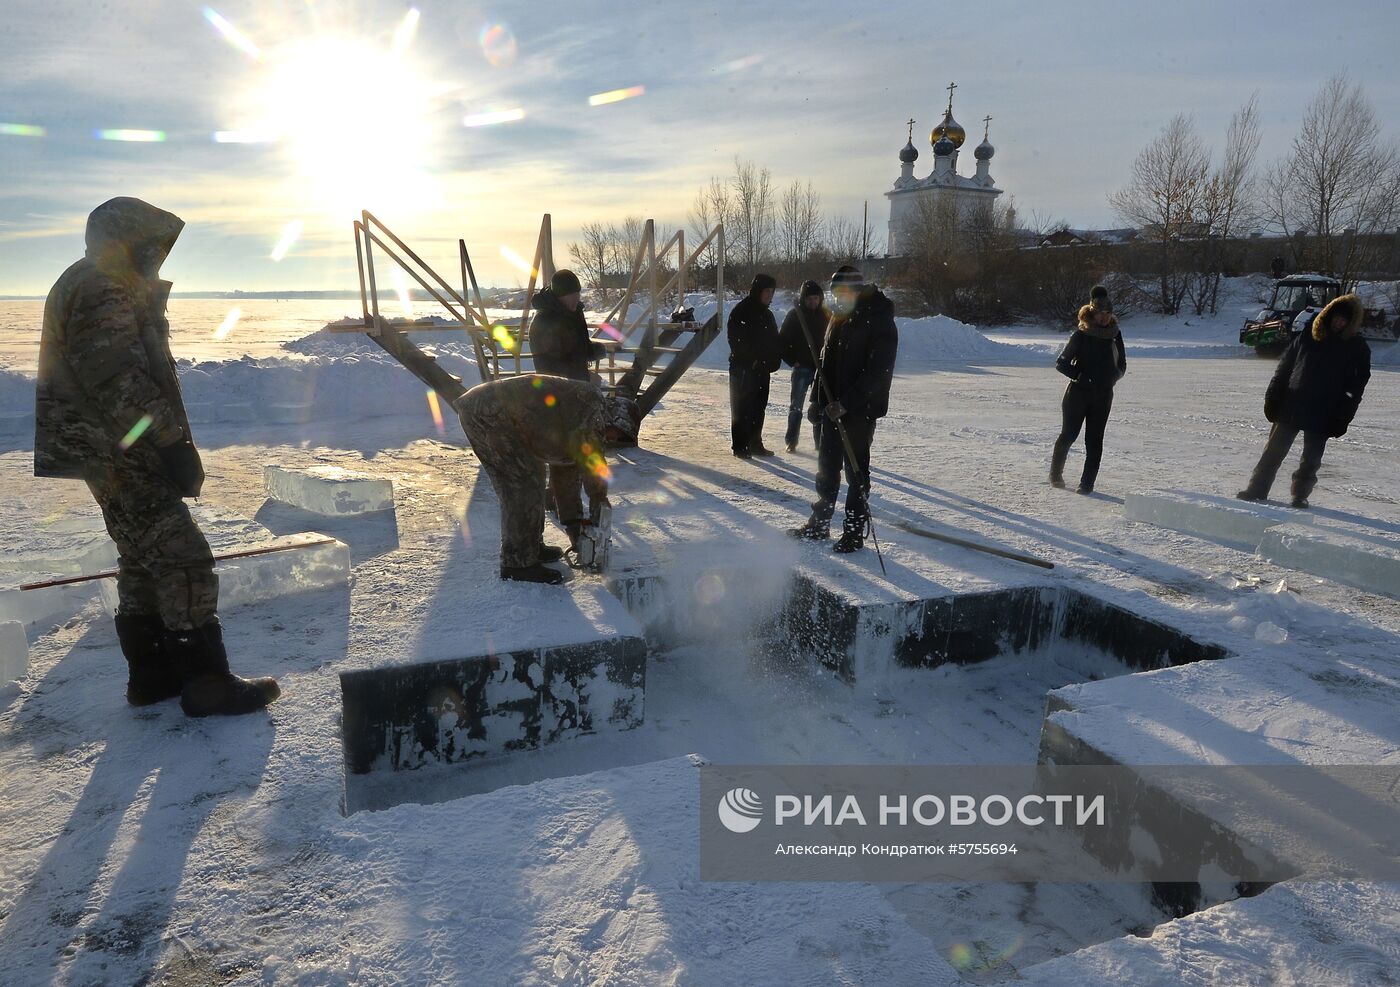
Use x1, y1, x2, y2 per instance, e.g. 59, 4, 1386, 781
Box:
1, 288, 1399, 982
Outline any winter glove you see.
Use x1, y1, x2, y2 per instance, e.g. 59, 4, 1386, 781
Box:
156, 438, 205, 498
589, 341, 608, 361
1263, 399, 1278, 424
826, 401, 847, 421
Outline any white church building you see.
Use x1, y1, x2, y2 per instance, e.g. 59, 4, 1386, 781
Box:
886, 83, 1001, 256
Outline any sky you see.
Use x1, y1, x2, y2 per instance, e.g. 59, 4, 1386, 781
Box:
1, 0, 1398, 294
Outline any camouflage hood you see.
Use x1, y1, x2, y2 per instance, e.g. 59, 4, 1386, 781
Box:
84, 197, 184, 282
35, 198, 191, 479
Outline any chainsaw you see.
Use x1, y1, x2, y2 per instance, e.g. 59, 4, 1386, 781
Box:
568, 501, 612, 572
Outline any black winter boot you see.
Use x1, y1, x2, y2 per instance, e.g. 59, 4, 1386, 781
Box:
169, 618, 281, 718
789, 514, 831, 541
115, 610, 182, 706
501, 564, 565, 585
1236, 489, 1265, 502
833, 517, 866, 554
538, 543, 566, 563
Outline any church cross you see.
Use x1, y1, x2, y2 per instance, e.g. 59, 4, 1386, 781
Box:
982, 115, 992, 140
945, 81, 957, 112
906, 118, 915, 142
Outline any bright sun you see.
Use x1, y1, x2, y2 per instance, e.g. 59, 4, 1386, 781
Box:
255, 36, 444, 220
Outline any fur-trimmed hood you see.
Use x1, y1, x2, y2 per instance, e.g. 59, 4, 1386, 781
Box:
1311, 293, 1363, 341
1077, 304, 1120, 340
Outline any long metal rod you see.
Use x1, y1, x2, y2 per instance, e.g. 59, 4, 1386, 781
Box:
20, 538, 340, 591
884, 519, 1054, 570
354, 221, 369, 325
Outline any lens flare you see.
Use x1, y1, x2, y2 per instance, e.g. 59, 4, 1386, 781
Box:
95, 129, 166, 142
393, 8, 421, 53
426, 389, 445, 435
478, 24, 517, 67
491, 325, 517, 352
462, 108, 525, 128
118, 414, 154, 451
596, 322, 622, 341
715, 54, 762, 74
270, 219, 303, 261
0, 123, 45, 138
392, 268, 415, 318
213, 130, 278, 144
588, 85, 645, 107
498, 245, 536, 277
544, 393, 557, 407
202, 8, 263, 61
213, 306, 242, 340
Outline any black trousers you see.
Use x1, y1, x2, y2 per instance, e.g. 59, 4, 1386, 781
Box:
729, 364, 771, 453
1051, 384, 1114, 489
1246, 423, 1328, 500
785, 365, 819, 449
814, 414, 876, 527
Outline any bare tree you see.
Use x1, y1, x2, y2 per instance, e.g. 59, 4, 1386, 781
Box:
567, 221, 612, 291
1262, 74, 1400, 286
1190, 94, 1263, 314
1109, 113, 1211, 314
824, 215, 867, 265
778, 180, 825, 263
729, 157, 775, 278
606, 215, 648, 280
688, 176, 733, 275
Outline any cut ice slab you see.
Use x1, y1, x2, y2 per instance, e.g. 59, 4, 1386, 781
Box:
1124, 489, 1312, 548
264, 465, 394, 516
1259, 522, 1400, 599
0, 581, 100, 633
0, 620, 28, 684
97, 533, 351, 614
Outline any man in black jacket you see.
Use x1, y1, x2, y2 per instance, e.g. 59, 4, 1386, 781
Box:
778, 280, 828, 452
1238, 293, 1371, 508
727, 274, 782, 457
790, 266, 898, 553
528, 269, 607, 546
1050, 285, 1127, 494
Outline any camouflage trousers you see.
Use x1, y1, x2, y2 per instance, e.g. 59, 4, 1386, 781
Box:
84, 454, 218, 630
460, 405, 550, 569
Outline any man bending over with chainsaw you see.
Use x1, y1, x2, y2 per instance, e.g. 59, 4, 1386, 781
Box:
456, 374, 612, 584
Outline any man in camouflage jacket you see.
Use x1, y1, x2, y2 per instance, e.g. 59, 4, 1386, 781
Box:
456, 374, 611, 584
36, 197, 278, 717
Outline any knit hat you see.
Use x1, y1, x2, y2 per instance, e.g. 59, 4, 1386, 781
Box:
550, 269, 582, 296
750, 273, 777, 296
830, 265, 864, 289
799, 279, 824, 299
1089, 284, 1113, 313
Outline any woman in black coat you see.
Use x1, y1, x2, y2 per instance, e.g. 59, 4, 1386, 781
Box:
1050, 285, 1127, 494
1238, 293, 1371, 508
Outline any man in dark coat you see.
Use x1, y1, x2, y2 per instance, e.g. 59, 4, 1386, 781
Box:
35, 197, 279, 717
790, 266, 898, 553
528, 269, 607, 543
456, 375, 611, 584
726, 274, 782, 458
778, 280, 828, 452
1238, 293, 1371, 508
1050, 284, 1127, 494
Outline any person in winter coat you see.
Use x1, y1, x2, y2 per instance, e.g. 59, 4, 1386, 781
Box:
1050, 284, 1127, 494
727, 273, 782, 457
778, 280, 829, 452
456, 375, 611, 584
35, 197, 279, 717
1237, 293, 1371, 508
790, 266, 898, 553
528, 269, 608, 541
